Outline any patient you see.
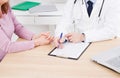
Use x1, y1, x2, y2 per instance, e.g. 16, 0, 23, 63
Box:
0, 0, 53, 60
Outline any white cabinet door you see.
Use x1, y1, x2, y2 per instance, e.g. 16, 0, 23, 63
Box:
16, 16, 35, 25
35, 16, 61, 25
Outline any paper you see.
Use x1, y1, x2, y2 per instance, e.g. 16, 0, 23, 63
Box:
49, 42, 90, 60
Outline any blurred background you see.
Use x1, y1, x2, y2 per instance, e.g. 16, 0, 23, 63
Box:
10, 0, 67, 41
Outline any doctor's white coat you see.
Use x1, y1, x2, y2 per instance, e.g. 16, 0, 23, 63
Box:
55, 0, 120, 42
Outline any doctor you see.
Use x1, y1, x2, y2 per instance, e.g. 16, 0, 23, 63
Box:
54, 0, 120, 47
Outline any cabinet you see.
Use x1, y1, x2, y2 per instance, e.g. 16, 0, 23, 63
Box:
13, 4, 64, 34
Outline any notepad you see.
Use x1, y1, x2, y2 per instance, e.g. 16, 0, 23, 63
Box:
48, 42, 91, 60
12, 1, 40, 11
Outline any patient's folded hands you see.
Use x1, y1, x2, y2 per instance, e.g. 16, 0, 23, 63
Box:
32, 32, 54, 47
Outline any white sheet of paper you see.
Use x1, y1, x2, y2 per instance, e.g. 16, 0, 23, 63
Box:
50, 42, 90, 59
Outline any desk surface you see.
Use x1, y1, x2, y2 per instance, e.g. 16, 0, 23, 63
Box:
0, 39, 120, 78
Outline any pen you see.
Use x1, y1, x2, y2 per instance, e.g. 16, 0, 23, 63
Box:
60, 33, 63, 39
58, 33, 63, 46
59, 33, 67, 44
57, 33, 63, 48
57, 33, 68, 48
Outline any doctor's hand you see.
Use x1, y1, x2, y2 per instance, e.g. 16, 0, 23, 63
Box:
65, 32, 85, 43
53, 37, 66, 49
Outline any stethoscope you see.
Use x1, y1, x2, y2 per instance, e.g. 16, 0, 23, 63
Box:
72, 0, 105, 31
74, 0, 105, 17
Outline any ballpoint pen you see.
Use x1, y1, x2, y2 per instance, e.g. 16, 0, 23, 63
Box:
57, 33, 63, 48
60, 33, 63, 40
58, 33, 67, 48
59, 33, 68, 44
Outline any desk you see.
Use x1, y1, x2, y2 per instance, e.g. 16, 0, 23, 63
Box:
0, 39, 120, 78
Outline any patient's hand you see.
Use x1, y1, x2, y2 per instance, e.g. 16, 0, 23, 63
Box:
32, 32, 51, 40
39, 35, 53, 46
33, 33, 54, 47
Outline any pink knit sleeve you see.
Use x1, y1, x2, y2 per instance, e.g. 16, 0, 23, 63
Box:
10, 10, 35, 40
0, 49, 6, 61
0, 27, 35, 54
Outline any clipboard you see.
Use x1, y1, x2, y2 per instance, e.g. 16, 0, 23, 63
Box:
48, 42, 91, 60
12, 1, 40, 11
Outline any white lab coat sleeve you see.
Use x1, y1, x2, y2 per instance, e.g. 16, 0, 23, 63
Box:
55, 0, 75, 37
84, 1, 120, 42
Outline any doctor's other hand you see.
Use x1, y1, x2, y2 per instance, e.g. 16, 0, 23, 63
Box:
65, 32, 85, 43
54, 37, 66, 48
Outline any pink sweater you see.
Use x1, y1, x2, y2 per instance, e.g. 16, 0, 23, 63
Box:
0, 10, 35, 60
